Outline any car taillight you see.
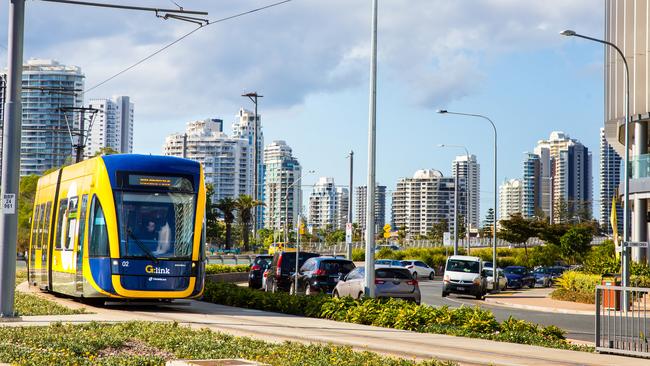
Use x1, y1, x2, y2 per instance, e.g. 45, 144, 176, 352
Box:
251, 265, 261, 271
375, 279, 385, 284
406, 279, 418, 286
313, 269, 326, 276
276, 255, 282, 276
443, 275, 450, 282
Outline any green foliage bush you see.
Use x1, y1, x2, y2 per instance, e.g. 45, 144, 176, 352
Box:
0, 322, 452, 366
202, 282, 590, 351
204, 264, 250, 275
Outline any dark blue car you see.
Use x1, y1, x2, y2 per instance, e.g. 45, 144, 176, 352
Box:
503, 266, 535, 289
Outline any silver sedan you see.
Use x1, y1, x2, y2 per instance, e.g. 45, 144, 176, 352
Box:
333, 265, 421, 304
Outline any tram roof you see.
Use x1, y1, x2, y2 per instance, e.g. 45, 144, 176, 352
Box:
101, 154, 201, 188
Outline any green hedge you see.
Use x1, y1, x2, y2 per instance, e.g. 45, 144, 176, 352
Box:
0, 322, 452, 366
202, 282, 589, 351
205, 264, 250, 275
551, 270, 650, 304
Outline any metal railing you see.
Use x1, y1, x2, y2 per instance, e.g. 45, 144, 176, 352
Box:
595, 285, 650, 358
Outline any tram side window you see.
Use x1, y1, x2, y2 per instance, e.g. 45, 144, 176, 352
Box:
65, 196, 79, 251
77, 195, 88, 252
31, 204, 43, 250
41, 202, 51, 250
89, 196, 109, 257
55, 198, 68, 250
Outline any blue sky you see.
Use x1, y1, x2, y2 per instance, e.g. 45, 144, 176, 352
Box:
0, 0, 606, 221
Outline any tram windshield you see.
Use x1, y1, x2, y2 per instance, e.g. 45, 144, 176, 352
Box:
116, 191, 195, 260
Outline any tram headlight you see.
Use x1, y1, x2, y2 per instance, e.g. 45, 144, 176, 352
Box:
112, 260, 118, 266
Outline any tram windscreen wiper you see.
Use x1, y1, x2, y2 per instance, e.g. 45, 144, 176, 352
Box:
127, 229, 158, 263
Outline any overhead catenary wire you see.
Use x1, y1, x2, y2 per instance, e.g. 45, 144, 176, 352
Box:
85, 0, 293, 94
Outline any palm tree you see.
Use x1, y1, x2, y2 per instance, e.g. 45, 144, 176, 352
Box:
235, 194, 265, 251
215, 197, 237, 249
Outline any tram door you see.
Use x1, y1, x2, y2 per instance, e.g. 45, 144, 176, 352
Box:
40, 202, 51, 287
75, 195, 88, 294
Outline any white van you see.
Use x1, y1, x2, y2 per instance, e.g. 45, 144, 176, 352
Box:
442, 255, 487, 300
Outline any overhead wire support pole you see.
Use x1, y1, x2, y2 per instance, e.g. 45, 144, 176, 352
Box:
0, 0, 25, 318
242, 92, 263, 247
364, 0, 378, 299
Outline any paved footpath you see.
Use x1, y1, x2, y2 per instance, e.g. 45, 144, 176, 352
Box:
8, 283, 647, 366
484, 287, 594, 315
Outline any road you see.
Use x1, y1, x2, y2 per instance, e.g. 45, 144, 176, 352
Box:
419, 280, 595, 342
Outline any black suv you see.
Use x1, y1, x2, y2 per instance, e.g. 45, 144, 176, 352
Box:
292, 257, 356, 295
265, 251, 320, 293
248, 254, 273, 289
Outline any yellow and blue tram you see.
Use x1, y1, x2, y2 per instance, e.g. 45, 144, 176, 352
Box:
27, 154, 207, 299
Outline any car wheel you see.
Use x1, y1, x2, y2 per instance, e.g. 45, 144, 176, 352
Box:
289, 283, 296, 295
412, 272, 418, 280
528, 281, 535, 289
305, 283, 312, 296
441, 291, 448, 297
357, 291, 364, 300
333, 290, 340, 298
475, 293, 484, 300
428, 272, 434, 280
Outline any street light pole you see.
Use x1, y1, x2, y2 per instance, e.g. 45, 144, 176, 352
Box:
364, 0, 378, 298
242, 92, 263, 246
438, 144, 471, 254
347, 151, 354, 260
437, 110, 498, 293
0, 0, 25, 317
560, 29, 631, 295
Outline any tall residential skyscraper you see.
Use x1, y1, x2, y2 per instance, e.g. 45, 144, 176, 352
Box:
533, 131, 592, 222
391, 169, 466, 239
85, 96, 134, 158
452, 154, 480, 229
3, 59, 84, 176
522, 152, 542, 219
599, 127, 623, 234
233, 108, 264, 229
163, 119, 251, 201
354, 185, 387, 235
308, 177, 348, 230
264, 140, 302, 232
499, 178, 522, 221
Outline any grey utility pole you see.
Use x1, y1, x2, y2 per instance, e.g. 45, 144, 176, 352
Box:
0, 0, 25, 317
0, 0, 207, 318
453, 160, 459, 255
347, 151, 353, 260
182, 133, 188, 158
364, 0, 378, 298
242, 92, 263, 247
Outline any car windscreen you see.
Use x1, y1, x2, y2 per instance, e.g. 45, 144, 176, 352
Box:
445, 259, 480, 274
533, 267, 548, 274
505, 267, 526, 275
375, 268, 412, 279
281, 253, 318, 270
320, 260, 355, 274
255, 256, 272, 268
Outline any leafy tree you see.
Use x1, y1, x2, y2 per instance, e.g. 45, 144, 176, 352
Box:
456, 214, 466, 240
92, 147, 119, 157
235, 194, 264, 251
480, 208, 495, 238
497, 213, 536, 257
17, 175, 39, 254
428, 219, 448, 243
205, 184, 223, 244
559, 226, 593, 264
215, 197, 237, 249
325, 229, 346, 244
536, 222, 570, 247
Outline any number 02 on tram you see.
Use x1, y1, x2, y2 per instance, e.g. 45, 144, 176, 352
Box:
27, 154, 207, 300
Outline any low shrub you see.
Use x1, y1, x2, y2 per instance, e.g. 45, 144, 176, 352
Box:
202, 282, 590, 351
550, 288, 595, 304
205, 264, 250, 275
0, 322, 452, 366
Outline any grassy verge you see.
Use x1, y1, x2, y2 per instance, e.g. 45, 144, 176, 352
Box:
205, 264, 250, 275
203, 282, 593, 352
15, 270, 86, 316
0, 321, 454, 366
